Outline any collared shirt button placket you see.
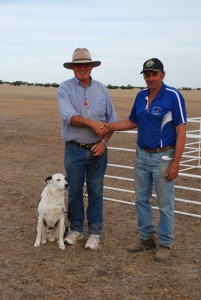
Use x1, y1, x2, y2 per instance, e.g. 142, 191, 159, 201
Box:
84, 88, 93, 140
84, 89, 90, 116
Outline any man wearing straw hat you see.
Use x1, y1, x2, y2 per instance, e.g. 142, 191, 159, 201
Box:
58, 48, 117, 250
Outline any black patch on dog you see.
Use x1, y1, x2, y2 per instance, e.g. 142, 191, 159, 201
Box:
45, 176, 52, 183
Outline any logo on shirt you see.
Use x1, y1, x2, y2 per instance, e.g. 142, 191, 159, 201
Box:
151, 107, 161, 116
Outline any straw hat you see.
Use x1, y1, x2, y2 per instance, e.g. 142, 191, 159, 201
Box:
63, 48, 101, 69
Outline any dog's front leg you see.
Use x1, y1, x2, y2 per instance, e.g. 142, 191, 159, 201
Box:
41, 223, 48, 244
58, 215, 65, 250
34, 215, 43, 247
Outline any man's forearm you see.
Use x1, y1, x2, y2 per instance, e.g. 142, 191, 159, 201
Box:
70, 116, 93, 127
172, 124, 186, 164
108, 119, 137, 132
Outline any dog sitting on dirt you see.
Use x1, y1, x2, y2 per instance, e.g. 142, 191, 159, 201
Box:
34, 173, 68, 250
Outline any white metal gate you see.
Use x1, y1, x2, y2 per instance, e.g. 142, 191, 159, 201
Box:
104, 117, 201, 218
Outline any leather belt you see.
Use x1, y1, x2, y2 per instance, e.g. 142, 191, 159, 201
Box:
66, 141, 96, 150
142, 145, 175, 153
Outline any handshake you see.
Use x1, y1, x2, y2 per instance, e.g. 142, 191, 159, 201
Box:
92, 121, 112, 137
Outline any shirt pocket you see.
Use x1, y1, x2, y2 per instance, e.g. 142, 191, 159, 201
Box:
91, 96, 107, 121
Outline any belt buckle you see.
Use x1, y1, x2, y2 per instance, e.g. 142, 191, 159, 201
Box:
80, 143, 92, 149
80, 143, 87, 149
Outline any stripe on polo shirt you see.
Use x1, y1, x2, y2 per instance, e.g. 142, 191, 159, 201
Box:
166, 88, 186, 123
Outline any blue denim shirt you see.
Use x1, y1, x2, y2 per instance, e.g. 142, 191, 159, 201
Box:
58, 77, 117, 143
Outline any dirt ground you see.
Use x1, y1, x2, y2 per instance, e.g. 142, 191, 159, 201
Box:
0, 85, 200, 300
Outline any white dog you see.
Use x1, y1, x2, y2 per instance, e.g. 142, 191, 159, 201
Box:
34, 173, 68, 250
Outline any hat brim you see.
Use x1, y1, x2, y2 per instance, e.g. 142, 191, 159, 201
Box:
63, 61, 101, 69
140, 68, 162, 74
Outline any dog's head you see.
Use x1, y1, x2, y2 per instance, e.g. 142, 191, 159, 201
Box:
45, 173, 68, 190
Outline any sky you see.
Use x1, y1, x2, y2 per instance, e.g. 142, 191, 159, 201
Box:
0, 0, 201, 88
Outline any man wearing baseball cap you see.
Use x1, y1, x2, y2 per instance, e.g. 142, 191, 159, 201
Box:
58, 48, 117, 250
107, 58, 187, 262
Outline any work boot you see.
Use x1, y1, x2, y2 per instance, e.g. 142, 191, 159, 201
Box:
127, 236, 156, 253
154, 245, 172, 263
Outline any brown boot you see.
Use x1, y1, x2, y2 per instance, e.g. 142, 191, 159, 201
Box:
154, 245, 172, 262
127, 236, 156, 253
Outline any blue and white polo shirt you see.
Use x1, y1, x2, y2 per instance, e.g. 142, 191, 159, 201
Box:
129, 83, 187, 148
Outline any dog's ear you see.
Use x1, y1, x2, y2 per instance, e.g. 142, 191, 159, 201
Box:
45, 176, 52, 184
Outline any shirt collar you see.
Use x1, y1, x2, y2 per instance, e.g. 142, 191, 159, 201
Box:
145, 82, 166, 99
73, 76, 93, 87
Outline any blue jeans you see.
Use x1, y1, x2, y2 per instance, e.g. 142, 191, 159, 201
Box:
64, 142, 107, 235
134, 145, 175, 248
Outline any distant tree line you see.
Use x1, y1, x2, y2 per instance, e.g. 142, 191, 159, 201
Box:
0, 80, 200, 90
106, 84, 145, 90
0, 80, 59, 88
0, 80, 142, 89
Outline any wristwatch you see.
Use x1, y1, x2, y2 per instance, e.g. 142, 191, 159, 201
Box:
101, 139, 107, 147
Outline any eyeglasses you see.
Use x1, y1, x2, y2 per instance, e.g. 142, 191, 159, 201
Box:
72, 63, 93, 69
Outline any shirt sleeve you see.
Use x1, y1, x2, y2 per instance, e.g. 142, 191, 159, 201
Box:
129, 97, 138, 123
58, 83, 79, 126
104, 87, 118, 122
172, 90, 187, 127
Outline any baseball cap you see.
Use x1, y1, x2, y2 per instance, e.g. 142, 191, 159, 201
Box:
140, 58, 164, 74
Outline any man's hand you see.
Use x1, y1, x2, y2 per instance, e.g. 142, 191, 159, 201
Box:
103, 123, 111, 133
165, 161, 180, 181
92, 121, 108, 137
91, 141, 106, 156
